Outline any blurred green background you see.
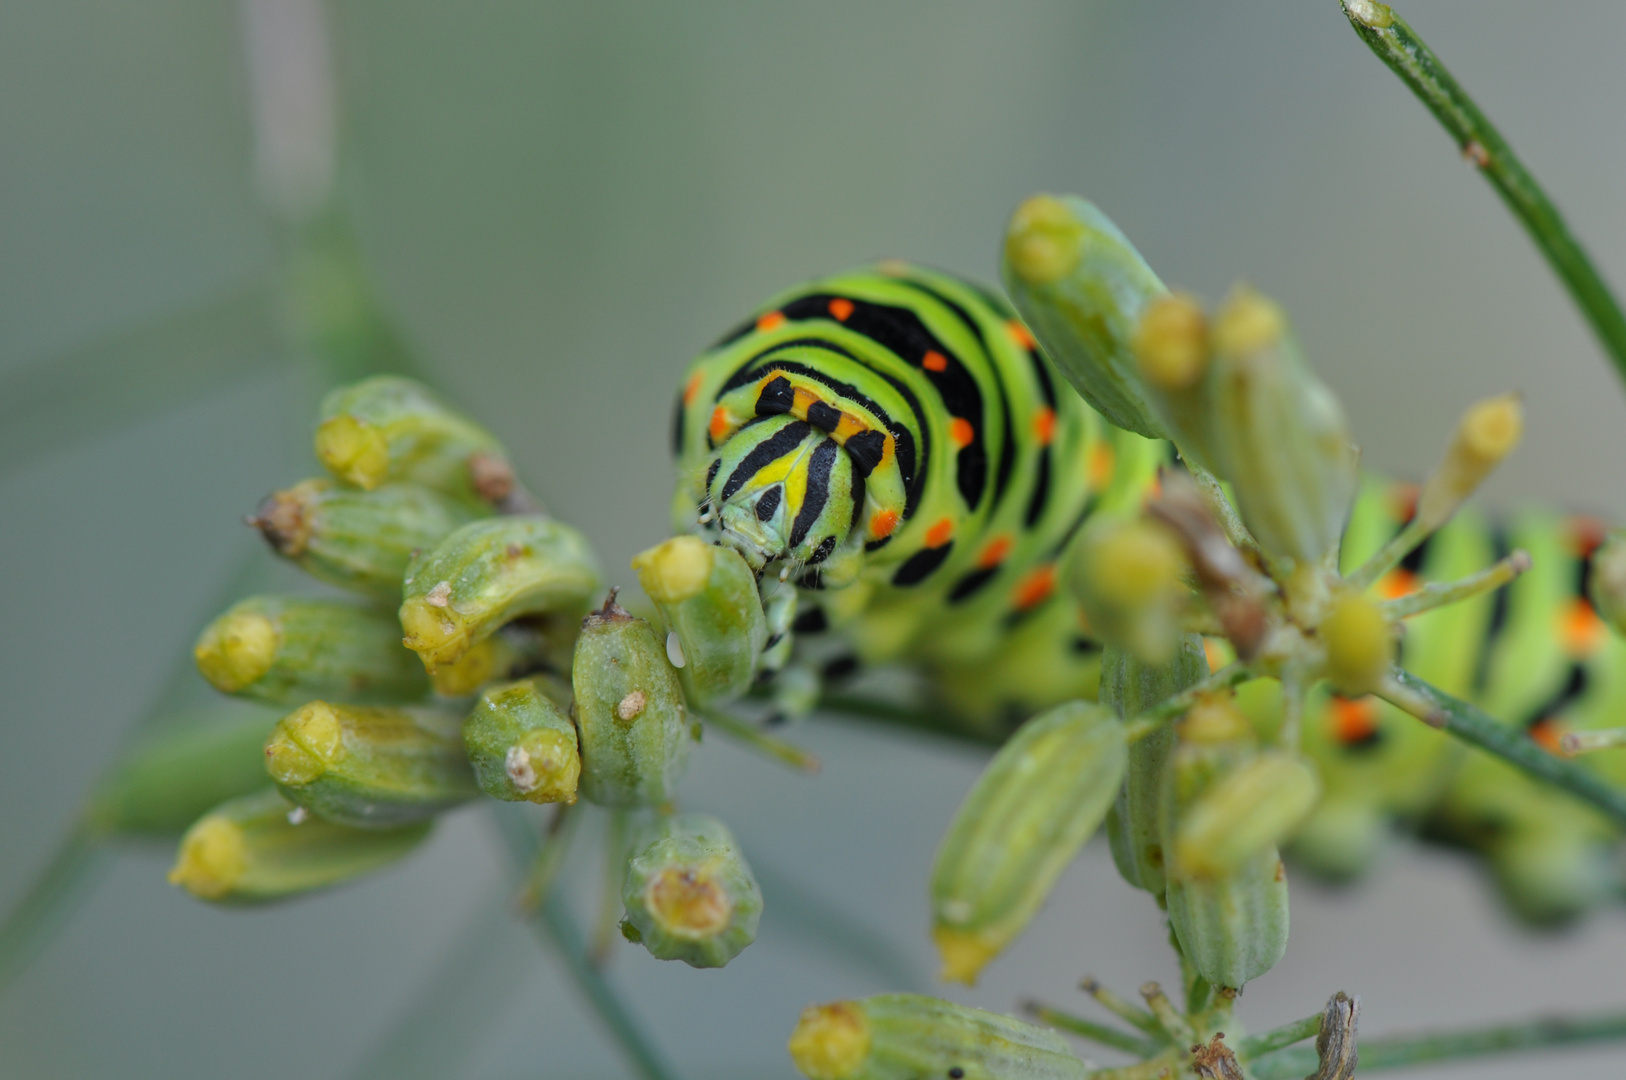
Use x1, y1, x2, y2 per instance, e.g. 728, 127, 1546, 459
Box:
3, 1, 1626, 1077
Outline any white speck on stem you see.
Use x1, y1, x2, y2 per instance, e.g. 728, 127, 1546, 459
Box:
287, 806, 309, 825
617, 690, 647, 721
426, 581, 452, 607
666, 631, 686, 668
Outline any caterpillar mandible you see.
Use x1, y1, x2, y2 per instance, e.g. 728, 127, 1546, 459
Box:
669, 263, 1159, 731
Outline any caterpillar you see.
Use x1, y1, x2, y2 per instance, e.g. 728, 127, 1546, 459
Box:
669, 264, 1626, 923
1288, 477, 1626, 924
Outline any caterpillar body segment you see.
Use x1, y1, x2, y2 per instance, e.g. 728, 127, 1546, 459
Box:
670, 263, 1160, 728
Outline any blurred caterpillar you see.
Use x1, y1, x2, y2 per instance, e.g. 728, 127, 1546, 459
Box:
668, 266, 1626, 924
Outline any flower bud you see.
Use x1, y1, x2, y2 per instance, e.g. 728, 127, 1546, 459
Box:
1064, 517, 1190, 665
168, 788, 431, 903
1173, 751, 1320, 878
632, 537, 768, 707
427, 620, 561, 697
1001, 194, 1171, 441
930, 701, 1126, 985
572, 597, 691, 806
1162, 732, 1289, 990
250, 479, 486, 602
1321, 590, 1394, 696
195, 595, 429, 705
463, 678, 580, 804
1588, 533, 1626, 635
1131, 294, 1220, 471
85, 702, 284, 836
1098, 637, 1209, 900
620, 812, 762, 968
264, 701, 478, 827
400, 515, 600, 671
315, 376, 513, 505
787, 995, 1086, 1080
1205, 285, 1357, 566
1415, 393, 1523, 531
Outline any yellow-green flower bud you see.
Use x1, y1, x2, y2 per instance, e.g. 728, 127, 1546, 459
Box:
620, 812, 762, 968
1001, 194, 1171, 441
315, 376, 513, 504
787, 995, 1086, 1080
1590, 533, 1626, 635
463, 678, 580, 804
168, 788, 430, 903
264, 701, 478, 827
250, 479, 486, 602
572, 597, 691, 806
1162, 732, 1289, 990
1065, 516, 1190, 665
632, 537, 767, 707
1099, 637, 1209, 900
400, 515, 600, 672
1320, 590, 1394, 696
427, 621, 561, 697
1173, 751, 1320, 879
1415, 393, 1523, 532
194, 595, 429, 705
930, 701, 1126, 985
85, 702, 284, 836
1206, 285, 1357, 566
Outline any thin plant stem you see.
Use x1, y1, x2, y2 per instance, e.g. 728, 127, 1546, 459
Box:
1122, 663, 1254, 744
1381, 668, 1626, 827
592, 808, 631, 966
1347, 516, 1428, 593
700, 709, 822, 774
1381, 550, 1530, 620
1250, 1007, 1626, 1078
1236, 1011, 1322, 1061
1080, 978, 1165, 1040
0, 825, 107, 997
1139, 982, 1195, 1046
1084, 1047, 1183, 1080
514, 802, 581, 915
1340, 0, 1626, 388
491, 806, 681, 1080
1022, 1002, 1161, 1058
1560, 727, 1626, 757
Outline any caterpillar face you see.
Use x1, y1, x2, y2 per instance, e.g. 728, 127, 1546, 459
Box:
703, 413, 866, 585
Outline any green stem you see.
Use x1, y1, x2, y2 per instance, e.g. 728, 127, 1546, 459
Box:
1380, 549, 1529, 620
699, 709, 822, 774
1022, 1002, 1161, 1058
1382, 668, 1626, 827
1122, 663, 1254, 744
1251, 1008, 1626, 1078
1080, 978, 1166, 1040
1341, 1, 1626, 388
0, 824, 107, 997
592, 808, 631, 966
514, 803, 581, 915
1236, 1011, 1322, 1061
491, 807, 681, 1080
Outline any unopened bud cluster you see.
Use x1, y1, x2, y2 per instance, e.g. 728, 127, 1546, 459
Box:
143, 376, 768, 967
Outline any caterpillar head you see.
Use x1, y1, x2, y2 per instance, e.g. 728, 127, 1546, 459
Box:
702, 415, 866, 587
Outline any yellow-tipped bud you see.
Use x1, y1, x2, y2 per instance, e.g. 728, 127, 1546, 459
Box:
314, 414, 390, 490
1174, 752, 1320, 878
789, 1002, 872, 1080
1416, 393, 1523, 530
168, 815, 248, 900
1134, 293, 1210, 391
932, 926, 999, 986
1590, 534, 1626, 635
264, 701, 343, 786
1004, 195, 1087, 285
1321, 591, 1393, 696
1066, 518, 1189, 664
1212, 285, 1286, 356
1179, 696, 1254, 745
194, 610, 278, 693
631, 535, 715, 604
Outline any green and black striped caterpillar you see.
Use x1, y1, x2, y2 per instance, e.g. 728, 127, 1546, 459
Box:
668, 263, 1626, 924
670, 262, 1160, 729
